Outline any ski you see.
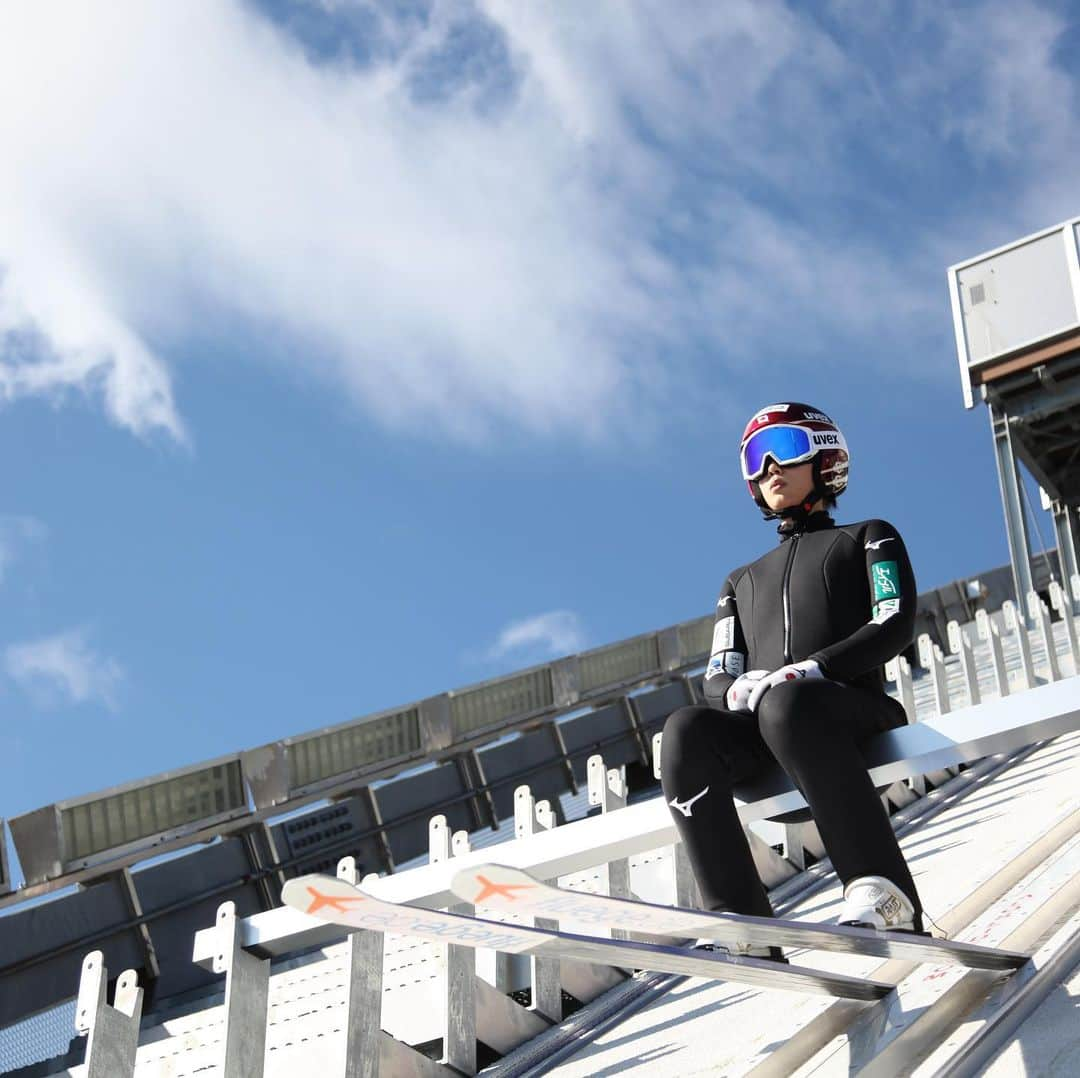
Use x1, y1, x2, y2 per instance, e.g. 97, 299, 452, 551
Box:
281, 873, 892, 1001
448, 863, 1027, 972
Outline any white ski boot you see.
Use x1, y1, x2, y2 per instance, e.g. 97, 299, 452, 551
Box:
839, 875, 915, 931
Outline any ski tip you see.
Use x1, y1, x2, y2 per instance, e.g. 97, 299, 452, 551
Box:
282, 874, 367, 918
450, 862, 542, 907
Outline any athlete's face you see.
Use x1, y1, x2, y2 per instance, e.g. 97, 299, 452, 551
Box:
758, 460, 816, 512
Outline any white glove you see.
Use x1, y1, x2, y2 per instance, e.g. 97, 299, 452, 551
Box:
746, 660, 824, 713
725, 670, 771, 712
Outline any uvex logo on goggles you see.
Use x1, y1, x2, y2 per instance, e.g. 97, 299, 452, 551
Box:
741, 425, 844, 480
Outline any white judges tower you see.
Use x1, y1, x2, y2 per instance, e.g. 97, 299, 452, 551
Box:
948, 218, 1080, 615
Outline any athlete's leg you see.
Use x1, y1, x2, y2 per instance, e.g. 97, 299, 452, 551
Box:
756, 679, 923, 929
660, 705, 775, 917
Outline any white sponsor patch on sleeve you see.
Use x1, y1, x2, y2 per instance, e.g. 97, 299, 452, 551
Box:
723, 652, 746, 676
872, 598, 901, 625
712, 617, 736, 653
705, 656, 725, 680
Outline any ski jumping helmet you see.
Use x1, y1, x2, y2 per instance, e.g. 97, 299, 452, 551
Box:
739, 403, 850, 521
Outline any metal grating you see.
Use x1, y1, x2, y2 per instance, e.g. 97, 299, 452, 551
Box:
578, 635, 661, 693
450, 668, 554, 740
0, 999, 79, 1075
61, 762, 247, 863
288, 709, 422, 791
677, 616, 714, 662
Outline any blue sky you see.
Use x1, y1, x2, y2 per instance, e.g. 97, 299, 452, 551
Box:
1, 0, 1078, 864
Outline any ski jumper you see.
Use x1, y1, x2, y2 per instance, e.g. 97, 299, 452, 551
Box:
660, 511, 924, 929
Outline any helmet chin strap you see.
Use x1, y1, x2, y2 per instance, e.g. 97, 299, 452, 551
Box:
756, 458, 831, 533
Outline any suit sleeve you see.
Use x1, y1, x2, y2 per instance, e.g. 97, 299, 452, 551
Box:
702, 575, 749, 709
808, 520, 917, 681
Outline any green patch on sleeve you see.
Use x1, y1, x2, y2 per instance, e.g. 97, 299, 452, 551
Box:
872, 560, 900, 602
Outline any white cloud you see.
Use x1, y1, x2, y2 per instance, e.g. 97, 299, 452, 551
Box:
5, 629, 124, 710
0, 1, 1075, 443
487, 610, 584, 661
0, 515, 47, 583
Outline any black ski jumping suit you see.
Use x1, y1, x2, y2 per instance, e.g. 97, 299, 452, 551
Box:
660, 512, 923, 928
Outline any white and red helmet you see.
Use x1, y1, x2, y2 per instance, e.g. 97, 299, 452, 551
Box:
739, 403, 850, 510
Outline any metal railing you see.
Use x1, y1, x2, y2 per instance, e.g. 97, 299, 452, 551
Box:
5, 566, 1074, 906
50, 593, 1080, 1076
2, 611, 714, 900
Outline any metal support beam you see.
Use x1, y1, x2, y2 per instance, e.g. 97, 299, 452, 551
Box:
947, 621, 981, 708
118, 868, 160, 981
514, 786, 562, 1022
338, 856, 383, 1078
0, 819, 10, 896
673, 840, 699, 909
917, 634, 953, 716
783, 821, 825, 872
547, 720, 579, 796
1028, 592, 1061, 682
1052, 502, 1080, 611
619, 696, 651, 767
429, 815, 476, 1074
359, 786, 395, 874
587, 755, 631, 939
976, 610, 1010, 698
454, 752, 496, 832
240, 824, 285, 912
1049, 581, 1080, 667
75, 951, 143, 1078
991, 404, 1036, 619
1003, 600, 1037, 689
214, 901, 270, 1078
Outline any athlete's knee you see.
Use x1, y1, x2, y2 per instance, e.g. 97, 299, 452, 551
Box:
660, 706, 713, 782
756, 681, 822, 754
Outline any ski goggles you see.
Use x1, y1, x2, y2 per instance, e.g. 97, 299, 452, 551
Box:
741, 424, 843, 481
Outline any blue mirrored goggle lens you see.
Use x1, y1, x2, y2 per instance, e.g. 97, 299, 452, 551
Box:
742, 426, 813, 479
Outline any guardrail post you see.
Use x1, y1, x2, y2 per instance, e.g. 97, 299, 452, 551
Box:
1049, 580, 1080, 668
917, 633, 952, 716
947, 621, 981, 707
884, 656, 916, 723
976, 609, 1010, 698
514, 786, 562, 1022
429, 814, 476, 1074
337, 856, 384, 1078
213, 901, 270, 1078
587, 753, 627, 814
1002, 599, 1036, 689
75, 951, 142, 1078
587, 754, 631, 937
915, 635, 959, 787
1028, 591, 1062, 682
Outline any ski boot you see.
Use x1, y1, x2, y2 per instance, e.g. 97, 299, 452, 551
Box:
838, 875, 916, 932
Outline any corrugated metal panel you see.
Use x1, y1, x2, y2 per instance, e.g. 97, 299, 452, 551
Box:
578, 636, 661, 693
61, 761, 246, 863
288, 708, 422, 791
450, 668, 554, 739
678, 616, 713, 663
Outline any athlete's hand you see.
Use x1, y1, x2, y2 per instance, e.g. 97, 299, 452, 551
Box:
746, 660, 823, 712
725, 670, 771, 712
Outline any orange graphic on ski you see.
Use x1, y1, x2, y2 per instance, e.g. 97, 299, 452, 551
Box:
305, 885, 366, 915
471, 873, 535, 903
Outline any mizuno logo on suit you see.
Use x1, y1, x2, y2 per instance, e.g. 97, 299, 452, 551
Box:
669, 786, 710, 817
